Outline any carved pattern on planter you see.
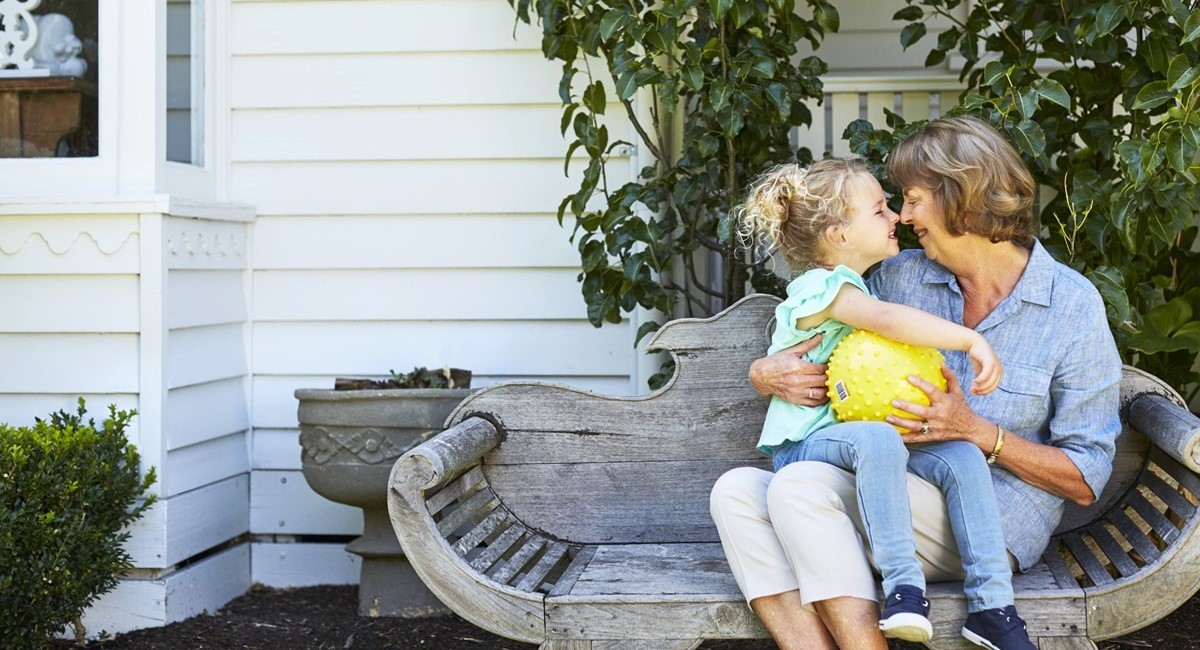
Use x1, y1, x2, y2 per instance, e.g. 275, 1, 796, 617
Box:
300, 426, 405, 465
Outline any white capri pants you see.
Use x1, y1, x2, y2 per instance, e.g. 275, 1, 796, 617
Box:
709, 461, 1017, 609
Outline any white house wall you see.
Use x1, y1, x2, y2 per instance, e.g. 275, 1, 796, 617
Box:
228, 0, 637, 582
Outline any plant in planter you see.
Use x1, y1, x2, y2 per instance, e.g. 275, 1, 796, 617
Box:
296, 367, 472, 617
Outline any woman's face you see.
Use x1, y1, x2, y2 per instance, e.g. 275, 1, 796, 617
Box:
900, 186, 952, 261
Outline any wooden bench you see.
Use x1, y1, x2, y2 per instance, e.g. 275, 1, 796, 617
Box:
387, 294, 1200, 650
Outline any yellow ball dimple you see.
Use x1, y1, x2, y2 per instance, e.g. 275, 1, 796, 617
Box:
826, 330, 948, 434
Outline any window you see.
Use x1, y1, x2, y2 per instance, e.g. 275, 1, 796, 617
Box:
0, 0, 98, 158
166, 0, 204, 166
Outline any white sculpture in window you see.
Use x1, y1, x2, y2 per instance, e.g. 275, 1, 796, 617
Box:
29, 13, 85, 77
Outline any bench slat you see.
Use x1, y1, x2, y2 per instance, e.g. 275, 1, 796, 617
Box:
491, 535, 549, 586
452, 508, 510, 557
1061, 532, 1115, 586
1105, 506, 1162, 564
549, 546, 598, 597
1085, 523, 1140, 578
469, 524, 526, 573
1126, 489, 1180, 546
1143, 467, 1197, 520
1153, 447, 1200, 497
427, 466, 485, 516
517, 541, 571, 593
435, 487, 498, 538
1040, 542, 1081, 590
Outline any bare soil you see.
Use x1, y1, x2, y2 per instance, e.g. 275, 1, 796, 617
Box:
55, 583, 1196, 649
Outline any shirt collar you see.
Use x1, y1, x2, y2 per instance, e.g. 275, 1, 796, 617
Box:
919, 239, 1054, 307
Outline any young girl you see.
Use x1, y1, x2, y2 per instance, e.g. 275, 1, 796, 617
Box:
736, 158, 1034, 649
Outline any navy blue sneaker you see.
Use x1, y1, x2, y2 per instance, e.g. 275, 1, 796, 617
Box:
962, 605, 1037, 650
879, 584, 932, 642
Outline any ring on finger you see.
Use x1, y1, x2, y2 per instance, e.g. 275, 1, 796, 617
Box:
806, 388, 814, 400
920, 422, 930, 435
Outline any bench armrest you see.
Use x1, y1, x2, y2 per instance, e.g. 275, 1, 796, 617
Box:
1129, 393, 1200, 474
391, 416, 502, 493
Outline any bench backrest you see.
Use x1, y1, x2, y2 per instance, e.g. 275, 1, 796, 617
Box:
445, 294, 1148, 545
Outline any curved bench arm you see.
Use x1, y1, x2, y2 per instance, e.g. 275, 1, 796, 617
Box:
1129, 394, 1200, 474
391, 416, 502, 493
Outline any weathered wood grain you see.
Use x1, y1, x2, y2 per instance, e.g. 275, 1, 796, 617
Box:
386, 295, 1200, 648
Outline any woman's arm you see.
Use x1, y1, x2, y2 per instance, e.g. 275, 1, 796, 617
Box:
888, 369, 1098, 506
821, 285, 1001, 395
748, 335, 830, 405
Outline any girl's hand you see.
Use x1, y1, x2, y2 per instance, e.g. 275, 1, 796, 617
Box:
886, 365, 991, 448
967, 337, 1002, 396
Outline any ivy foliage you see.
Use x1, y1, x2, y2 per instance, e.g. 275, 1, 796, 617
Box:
508, 0, 837, 352
0, 400, 157, 648
850, 0, 1200, 400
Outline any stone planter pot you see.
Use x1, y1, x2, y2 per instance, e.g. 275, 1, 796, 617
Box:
295, 387, 472, 617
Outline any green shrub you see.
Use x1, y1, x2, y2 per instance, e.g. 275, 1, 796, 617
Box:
848, 0, 1200, 401
0, 399, 156, 648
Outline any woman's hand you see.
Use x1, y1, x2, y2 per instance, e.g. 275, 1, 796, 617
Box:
749, 335, 830, 406
885, 364, 991, 449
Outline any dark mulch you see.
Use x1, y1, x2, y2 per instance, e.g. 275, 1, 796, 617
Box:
60, 584, 1195, 649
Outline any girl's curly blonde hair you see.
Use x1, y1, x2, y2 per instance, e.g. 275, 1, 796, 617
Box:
735, 158, 873, 275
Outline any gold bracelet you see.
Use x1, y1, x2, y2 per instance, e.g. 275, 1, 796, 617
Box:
987, 424, 1006, 466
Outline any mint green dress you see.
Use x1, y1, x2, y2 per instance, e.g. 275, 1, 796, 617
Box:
755, 265, 870, 454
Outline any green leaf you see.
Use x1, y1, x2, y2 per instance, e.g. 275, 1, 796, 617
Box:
1032, 79, 1071, 109
1167, 54, 1200, 91
634, 321, 662, 346
1011, 120, 1046, 157
900, 22, 926, 50
1131, 81, 1173, 110
615, 70, 638, 100
1092, 1, 1126, 40
1087, 266, 1133, 329
751, 58, 776, 79
708, 0, 733, 20
815, 3, 840, 33
1167, 134, 1198, 173
599, 9, 626, 41
560, 104, 577, 136
893, 6, 923, 21
982, 60, 1009, 87
1184, 9, 1200, 44
1016, 87, 1039, 120
583, 81, 607, 114
710, 81, 732, 112
1145, 297, 1193, 337
682, 65, 703, 91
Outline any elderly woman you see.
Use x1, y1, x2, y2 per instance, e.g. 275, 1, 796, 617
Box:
709, 116, 1122, 650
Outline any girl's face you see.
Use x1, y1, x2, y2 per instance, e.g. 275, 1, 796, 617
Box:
900, 186, 952, 262
828, 175, 900, 273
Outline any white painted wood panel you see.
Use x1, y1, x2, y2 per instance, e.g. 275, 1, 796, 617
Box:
251, 374, 632, 432
230, 159, 627, 216
165, 218, 250, 271
167, 270, 248, 328
252, 215, 579, 269
230, 105, 632, 162
81, 544, 251, 637
231, 51, 561, 108
0, 275, 139, 333
251, 542, 360, 587
250, 470, 362, 535
167, 324, 248, 388
164, 432, 250, 497
253, 320, 631, 376
0, 393, 140, 428
0, 334, 139, 393
797, 0, 963, 73
252, 428, 302, 470
231, 0, 541, 55
125, 474, 250, 569
166, 378, 249, 450
253, 269, 587, 321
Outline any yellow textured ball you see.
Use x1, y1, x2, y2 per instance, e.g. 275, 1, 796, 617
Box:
826, 330, 947, 433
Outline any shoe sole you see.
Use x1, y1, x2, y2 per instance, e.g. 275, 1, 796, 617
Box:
961, 627, 1001, 649
880, 613, 932, 643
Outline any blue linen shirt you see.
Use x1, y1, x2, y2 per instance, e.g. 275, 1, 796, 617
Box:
866, 241, 1123, 571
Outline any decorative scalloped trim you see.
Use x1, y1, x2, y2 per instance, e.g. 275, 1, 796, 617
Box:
0, 230, 139, 256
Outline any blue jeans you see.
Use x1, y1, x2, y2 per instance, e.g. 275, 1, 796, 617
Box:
773, 421, 1014, 611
